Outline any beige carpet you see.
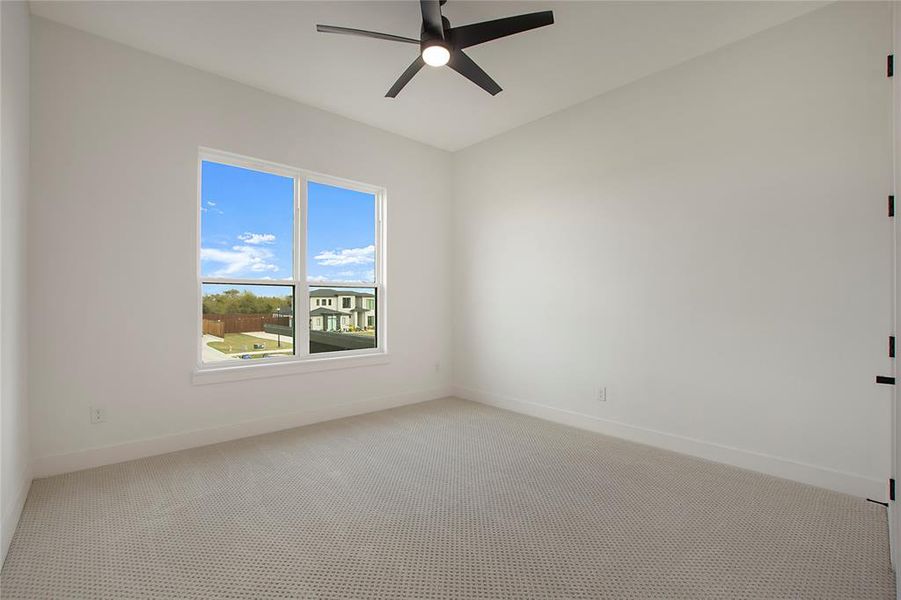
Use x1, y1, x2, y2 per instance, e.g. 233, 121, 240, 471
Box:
1, 398, 894, 599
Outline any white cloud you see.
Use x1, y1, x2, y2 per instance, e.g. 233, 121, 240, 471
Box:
307, 273, 374, 284
202, 201, 223, 215
238, 232, 276, 245
314, 245, 375, 266
201, 244, 279, 277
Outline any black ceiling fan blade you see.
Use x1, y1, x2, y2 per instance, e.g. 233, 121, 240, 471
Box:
386, 56, 426, 98
316, 25, 419, 45
447, 50, 502, 96
420, 0, 445, 39
447, 11, 554, 49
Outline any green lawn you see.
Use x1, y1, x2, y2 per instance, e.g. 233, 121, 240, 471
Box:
207, 333, 293, 354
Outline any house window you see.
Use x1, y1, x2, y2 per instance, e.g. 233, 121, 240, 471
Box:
198, 150, 384, 368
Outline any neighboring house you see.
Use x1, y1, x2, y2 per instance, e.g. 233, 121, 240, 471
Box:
309, 289, 375, 332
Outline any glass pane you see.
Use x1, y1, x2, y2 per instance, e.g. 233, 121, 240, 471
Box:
202, 283, 294, 363
308, 287, 376, 354
307, 181, 376, 284
200, 161, 294, 280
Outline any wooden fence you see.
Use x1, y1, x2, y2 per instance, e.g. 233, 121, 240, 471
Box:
203, 319, 225, 337
202, 314, 291, 337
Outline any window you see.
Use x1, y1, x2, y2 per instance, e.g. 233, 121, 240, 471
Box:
306, 180, 379, 354
201, 283, 294, 362
198, 150, 384, 369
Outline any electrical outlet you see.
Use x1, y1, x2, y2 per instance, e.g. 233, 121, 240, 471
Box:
90, 406, 106, 424
434, 362, 441, 373
598, 387, 607, 402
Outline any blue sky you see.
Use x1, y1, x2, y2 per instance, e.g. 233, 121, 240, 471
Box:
200, 162, 375, 283
307, 181, 375, 283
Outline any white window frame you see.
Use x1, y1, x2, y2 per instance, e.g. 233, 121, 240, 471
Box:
194, 148, 388, 384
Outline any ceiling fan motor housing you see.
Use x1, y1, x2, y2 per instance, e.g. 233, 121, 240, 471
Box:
420, 15, 450, 62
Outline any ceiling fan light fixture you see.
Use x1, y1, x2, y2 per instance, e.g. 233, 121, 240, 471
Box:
422, 44, 450, 67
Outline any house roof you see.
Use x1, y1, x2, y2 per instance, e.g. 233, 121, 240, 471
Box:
351, 307, 370, 312
309, 307, 345, 316
310, 288, 375, 298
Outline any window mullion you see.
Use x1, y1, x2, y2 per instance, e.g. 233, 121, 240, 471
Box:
296, 174, 311, 359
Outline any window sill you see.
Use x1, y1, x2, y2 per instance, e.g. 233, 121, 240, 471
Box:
192, 352, 389, 385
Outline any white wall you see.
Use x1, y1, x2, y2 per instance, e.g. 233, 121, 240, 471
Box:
28, 17, 453, 475
1, 0, 32, 564
453, 1, 895, 500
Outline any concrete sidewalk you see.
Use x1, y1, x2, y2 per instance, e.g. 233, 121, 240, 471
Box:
201, 334, 230, 362
245, 330, 294, 345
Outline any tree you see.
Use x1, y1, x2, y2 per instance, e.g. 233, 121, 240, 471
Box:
202, 289, 289, 315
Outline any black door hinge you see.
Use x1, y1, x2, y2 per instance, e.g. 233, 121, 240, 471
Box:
891, 478, 895, 501
889, 55, 894, 77
876, 376, 896, 385
890, 336, 895, 358
889, 196, 895, 217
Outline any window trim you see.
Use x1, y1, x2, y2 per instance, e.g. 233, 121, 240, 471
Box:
194, 147, 387, 382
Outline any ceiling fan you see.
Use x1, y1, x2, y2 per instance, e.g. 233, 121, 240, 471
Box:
316, 0, 554, 97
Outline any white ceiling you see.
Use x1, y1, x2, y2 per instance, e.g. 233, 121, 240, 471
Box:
30, 1, 826, 151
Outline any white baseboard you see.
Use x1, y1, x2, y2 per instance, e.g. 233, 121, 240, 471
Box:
455, 385, 885, 501
30, 383, 885, 499
1, 477, 32, 567
32, 386, 452, 478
